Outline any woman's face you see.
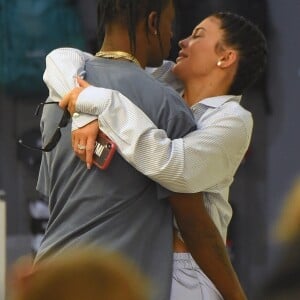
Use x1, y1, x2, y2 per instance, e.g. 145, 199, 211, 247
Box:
173, 16, 225, 82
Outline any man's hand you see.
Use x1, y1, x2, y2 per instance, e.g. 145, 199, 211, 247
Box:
59, 77, 90, 115
169, 193, 247, 300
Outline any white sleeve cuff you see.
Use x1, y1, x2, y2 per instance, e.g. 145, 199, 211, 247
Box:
71, 113, 98, 131
76, 86, 112, 115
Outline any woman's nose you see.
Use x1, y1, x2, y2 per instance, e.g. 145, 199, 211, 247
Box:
178, 37, 189, 49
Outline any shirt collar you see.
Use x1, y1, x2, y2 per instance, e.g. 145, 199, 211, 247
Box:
191, 95, 242, 110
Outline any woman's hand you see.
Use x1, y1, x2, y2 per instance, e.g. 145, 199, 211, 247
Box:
59, 77, 90, 115
59, 77, 99, 169
72, 120, 99, 169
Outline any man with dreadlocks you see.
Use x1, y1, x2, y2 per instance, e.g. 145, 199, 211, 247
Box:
35, 1, 195, 299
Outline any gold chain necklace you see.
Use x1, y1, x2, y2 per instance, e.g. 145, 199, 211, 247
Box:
95, 50, 141, 67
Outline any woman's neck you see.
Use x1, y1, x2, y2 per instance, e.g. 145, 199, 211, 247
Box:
182, 76, 231, 107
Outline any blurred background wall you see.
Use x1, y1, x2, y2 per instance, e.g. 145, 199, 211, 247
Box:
1, 0, 300, 298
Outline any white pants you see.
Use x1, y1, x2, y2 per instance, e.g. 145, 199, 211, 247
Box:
170, 253, 223, 300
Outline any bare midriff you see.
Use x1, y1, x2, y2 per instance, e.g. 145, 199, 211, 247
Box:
173, 229, 189, 253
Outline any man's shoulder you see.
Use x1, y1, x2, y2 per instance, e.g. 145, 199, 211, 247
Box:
86, 58, 161, 87
86, 58, 196, 137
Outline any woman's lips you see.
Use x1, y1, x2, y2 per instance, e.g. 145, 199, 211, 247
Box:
176, 51, 188, 62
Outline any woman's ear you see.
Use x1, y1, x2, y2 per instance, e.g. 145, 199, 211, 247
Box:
147, 11, 159, 35
217, 49, 238, 68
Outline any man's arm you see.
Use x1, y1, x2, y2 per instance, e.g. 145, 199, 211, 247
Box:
170, 193, 247, 300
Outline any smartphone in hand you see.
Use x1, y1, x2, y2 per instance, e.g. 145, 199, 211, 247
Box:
93, 132, 116, 170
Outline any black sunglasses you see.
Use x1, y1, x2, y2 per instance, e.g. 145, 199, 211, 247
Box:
18, 102, 70, 152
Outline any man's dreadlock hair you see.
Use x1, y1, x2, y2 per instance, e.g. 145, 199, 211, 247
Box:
97, 0, 172, 54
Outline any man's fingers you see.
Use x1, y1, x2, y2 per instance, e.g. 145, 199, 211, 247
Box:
77, 77, 91, 88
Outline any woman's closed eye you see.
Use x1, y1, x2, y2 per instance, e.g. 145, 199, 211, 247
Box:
192, 27, 205, 39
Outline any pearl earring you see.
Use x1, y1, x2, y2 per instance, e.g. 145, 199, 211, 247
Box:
217, 61, 222, 67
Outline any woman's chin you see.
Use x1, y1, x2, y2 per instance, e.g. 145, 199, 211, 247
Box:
172, 63, 183, 78
175, 56, 184, 64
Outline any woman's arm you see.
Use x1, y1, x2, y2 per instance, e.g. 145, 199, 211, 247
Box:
61, 81, 252, 193
46, 48, 252, 194
43, 47, 98, 131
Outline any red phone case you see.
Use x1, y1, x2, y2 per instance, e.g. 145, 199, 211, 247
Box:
93, 132, 116, 170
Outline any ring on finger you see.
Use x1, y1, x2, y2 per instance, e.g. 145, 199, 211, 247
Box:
77, 144, 86, 150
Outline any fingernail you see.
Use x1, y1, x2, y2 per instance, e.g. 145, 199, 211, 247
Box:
87, 163, 91, 170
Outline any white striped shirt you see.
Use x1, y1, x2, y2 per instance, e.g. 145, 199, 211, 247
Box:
44, 48, 253, 241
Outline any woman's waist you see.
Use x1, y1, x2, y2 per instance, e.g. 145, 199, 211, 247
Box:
173, 229, 189, 252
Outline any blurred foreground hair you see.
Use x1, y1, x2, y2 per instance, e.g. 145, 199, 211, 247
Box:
274, 177, 300, 243
9, 246, 150, 300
